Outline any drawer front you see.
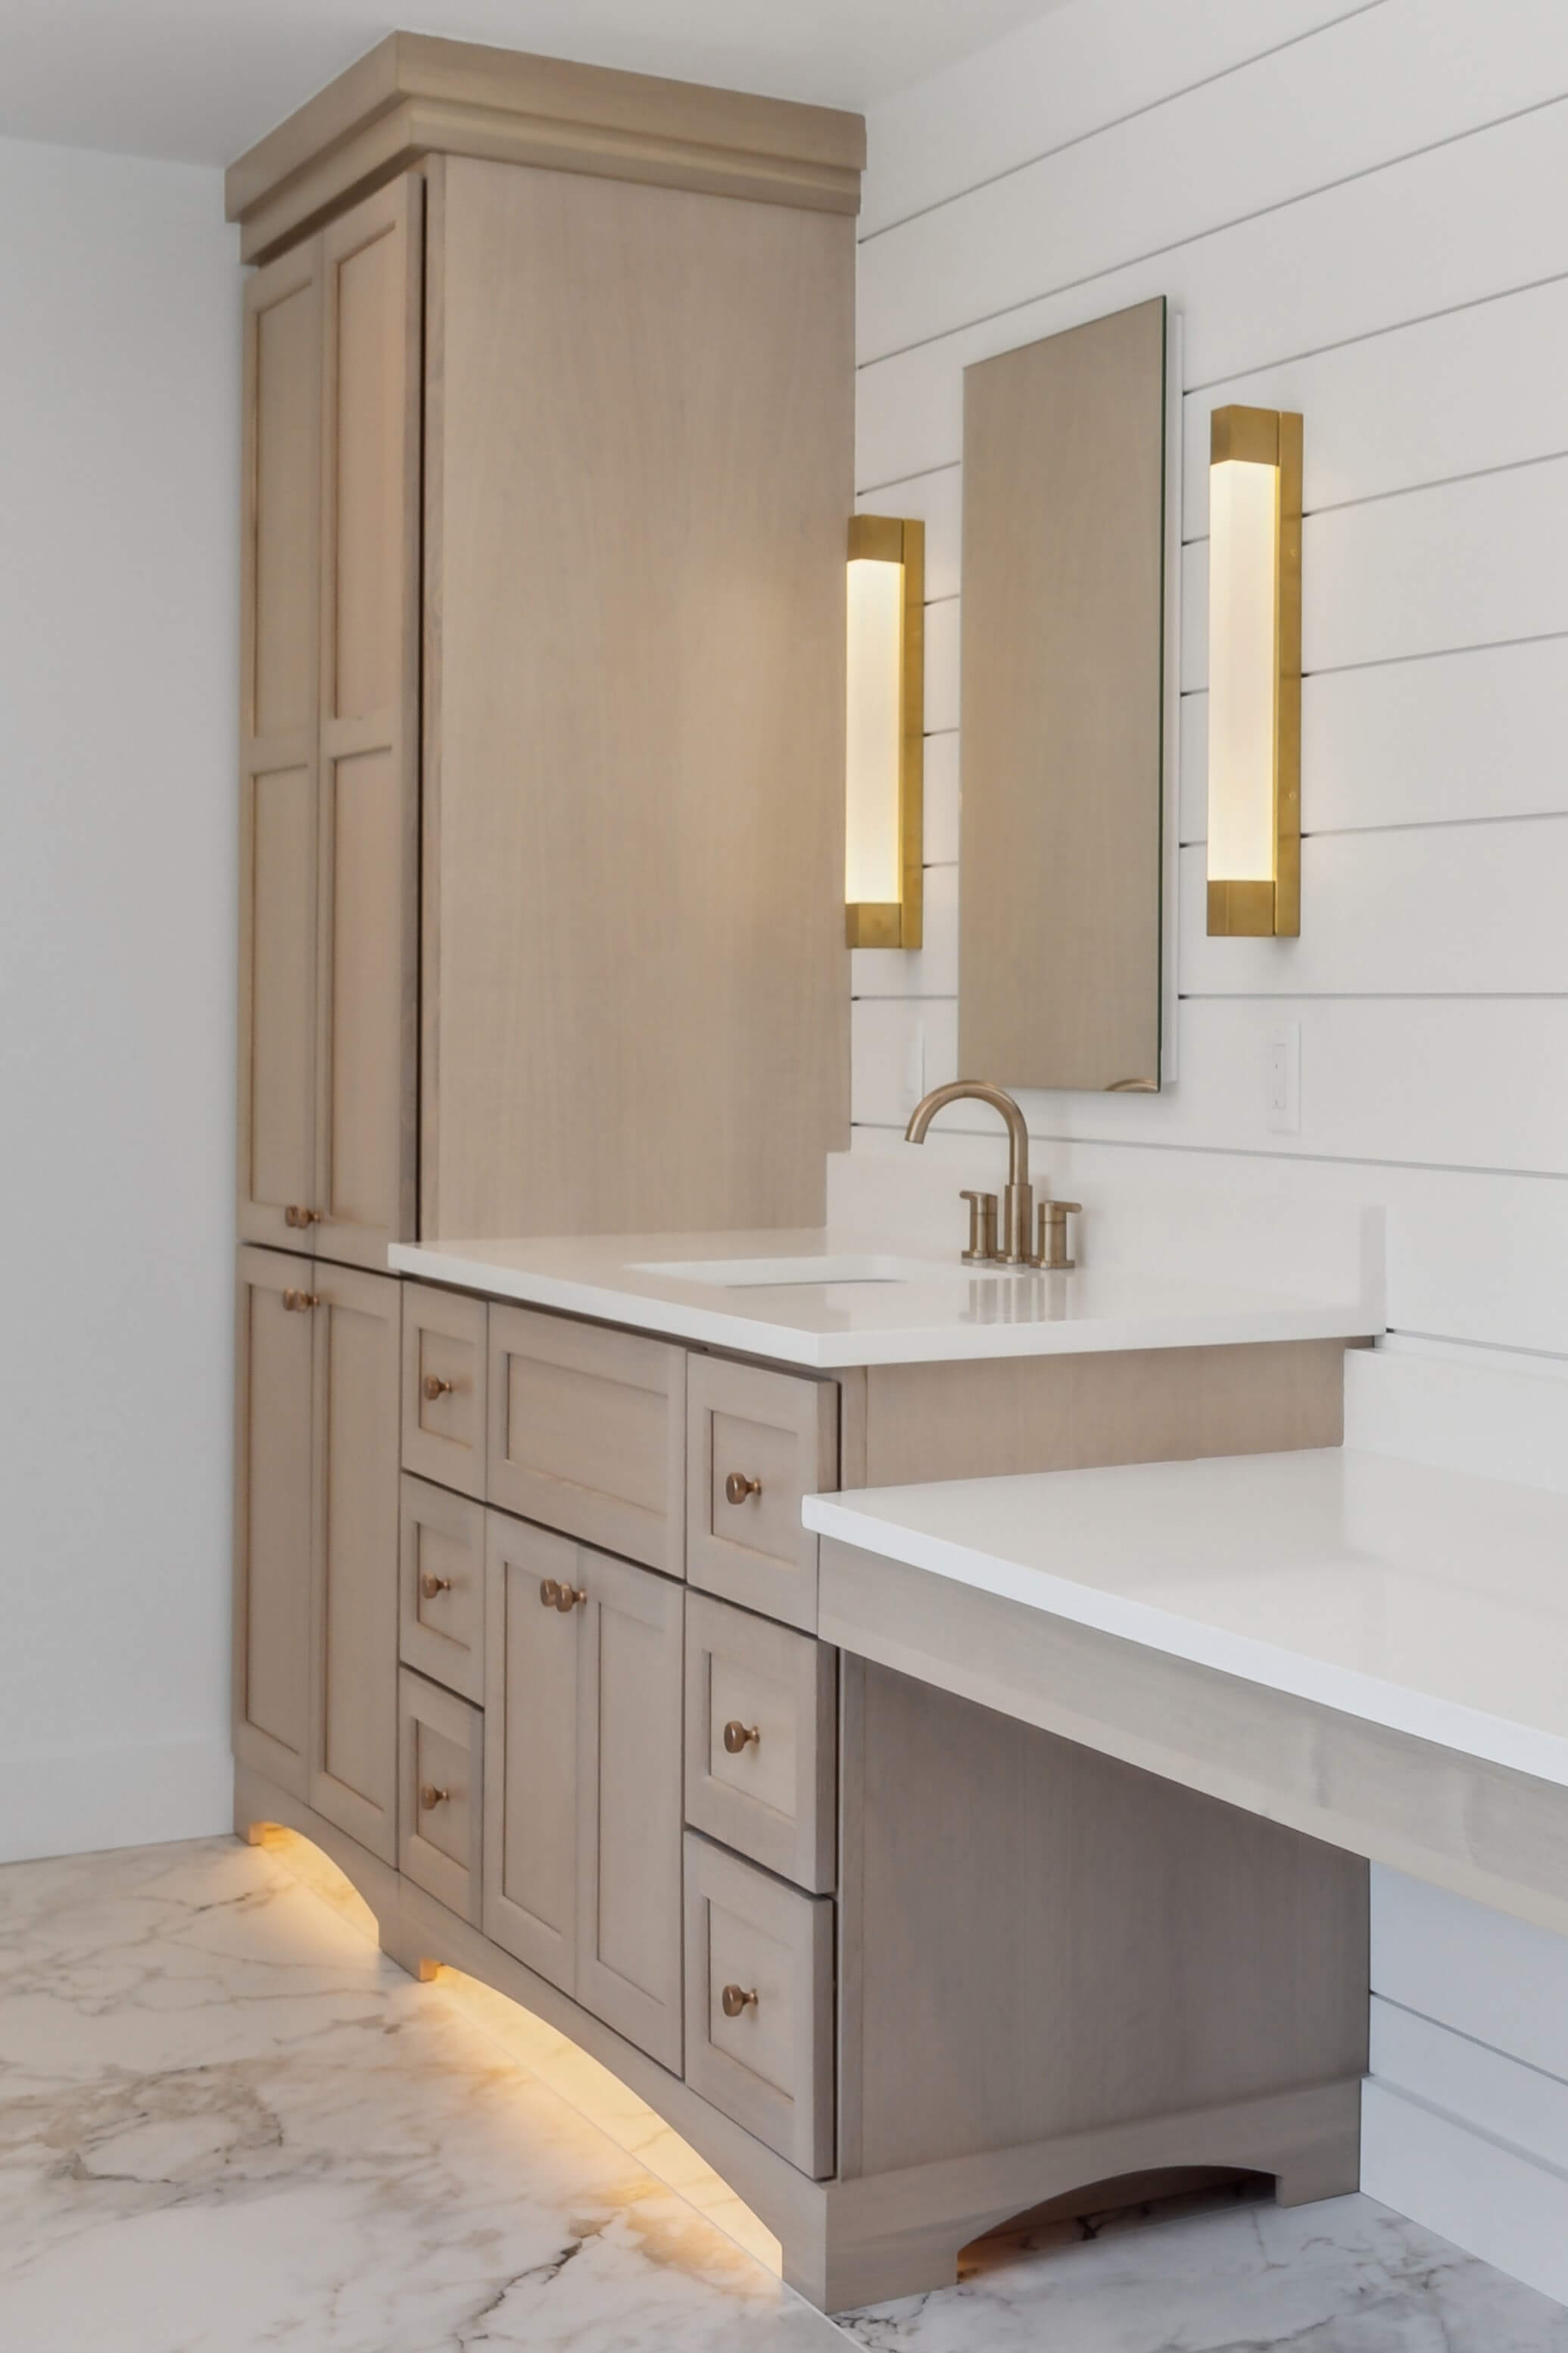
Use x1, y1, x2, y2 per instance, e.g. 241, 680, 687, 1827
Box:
683, 1833, 834, 2178
401, 1284, 488, 1497
686, 1357, 838, 1632
684, 1593, 837, 1893
399, 1668, 483, 1926
399, 1475, 485, 1704
488, 1304, 685, 1575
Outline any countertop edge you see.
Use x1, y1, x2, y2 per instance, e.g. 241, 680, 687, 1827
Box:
806, 1488, 1568, 1793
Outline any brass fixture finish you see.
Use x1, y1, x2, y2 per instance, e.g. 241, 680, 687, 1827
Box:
539, 1578, 562, 1609
422, 1373, 456, 1400
846, 513, 924, 951
283, 1204, 323, 1228
1207, 403, 1302, 941
419, 1783, 450, 1811
906, 1080, 1034, 1265
725, 1471, 763, 1506
959, 1190, 999, 1263
1036, 1200, 1083, 1273
538, 1577, 586, 1612
721, 1983, 759, 2018
722, 1720, 761, 1755
419, 1572, 454, 1601
282, 1288, 320, 1312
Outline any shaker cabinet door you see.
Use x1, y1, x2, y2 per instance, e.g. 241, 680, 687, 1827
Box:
483, 1511, 582, 1995
238, 242, 323, 1253
483, 1513, 684, 2070
316, 176, 422, 1270
237, 176, 421, 1272
308, 1264, 402, 1863
233, 1247, 318, 1795
575, 1548, 685, 2072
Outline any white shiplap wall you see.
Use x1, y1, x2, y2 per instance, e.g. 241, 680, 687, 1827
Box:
855, 0, 1568, 2302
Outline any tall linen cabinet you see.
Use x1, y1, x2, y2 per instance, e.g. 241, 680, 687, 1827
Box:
232, 48, 860, 1870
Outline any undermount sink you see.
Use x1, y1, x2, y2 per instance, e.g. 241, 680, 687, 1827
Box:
628, 1252, 972, 1289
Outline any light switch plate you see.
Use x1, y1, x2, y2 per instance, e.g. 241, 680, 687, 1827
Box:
1265, 1020, 1301, 1134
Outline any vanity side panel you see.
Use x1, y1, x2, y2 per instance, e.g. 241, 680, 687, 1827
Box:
422, 156, 851, 1240
838, 1656, 1369, 2178
858, 1338, 1346, 1487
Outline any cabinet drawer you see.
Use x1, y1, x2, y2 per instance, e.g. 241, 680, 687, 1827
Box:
686, 1357, 837, 1631
683, 1833, 834, 2178
401, 1284, 488, 1496
488, 1305, 685, 1575
684, 1593, 836, 1893
399, 1669, 483, 1926
399, 1475, 484, 1704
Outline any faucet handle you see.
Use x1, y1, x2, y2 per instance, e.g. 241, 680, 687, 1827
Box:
1033, 1200, 1081, 1272
959, 1190, 999, 1263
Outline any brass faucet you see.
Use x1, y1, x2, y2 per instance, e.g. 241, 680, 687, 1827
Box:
905, 1079, 1080, 1269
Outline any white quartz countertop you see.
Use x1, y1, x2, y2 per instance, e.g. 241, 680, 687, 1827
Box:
388, 1228, 1381, 1369
805, 1450, 1568, 1787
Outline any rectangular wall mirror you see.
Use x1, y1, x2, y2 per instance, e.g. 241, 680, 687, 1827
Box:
959, 295, 1168, 1093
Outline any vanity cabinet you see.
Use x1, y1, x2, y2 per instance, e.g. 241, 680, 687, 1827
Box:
483, 1510, 684, 2071
234, 1249, 401, 1863
238, 180, 420, 1273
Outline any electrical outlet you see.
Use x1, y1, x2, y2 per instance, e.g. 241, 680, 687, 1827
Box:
1265, 1021, 1301, 1135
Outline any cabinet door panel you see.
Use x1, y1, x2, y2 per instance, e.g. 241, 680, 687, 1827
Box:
233, 1248, 316, 1795
484, 1512, 580, 1991
239, 240, 322, 1251
245, 763, 317, 1225
310, 1264, 401, 1862
316, 175, 421, 1269
575, 1549, 684, 2071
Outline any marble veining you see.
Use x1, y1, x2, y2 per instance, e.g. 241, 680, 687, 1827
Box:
3, 1834, 1566, 2352
839, 2189, 1568, 2351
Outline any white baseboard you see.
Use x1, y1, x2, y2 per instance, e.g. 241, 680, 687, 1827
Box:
0, 1735, 234, 1865
1362, 2079, 1568, 2308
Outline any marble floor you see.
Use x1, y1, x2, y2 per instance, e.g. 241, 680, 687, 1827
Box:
2, 1834, 1566, 2353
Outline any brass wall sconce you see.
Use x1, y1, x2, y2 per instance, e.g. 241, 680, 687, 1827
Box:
1206, 404, 1302, 937
845, 513, 924, 948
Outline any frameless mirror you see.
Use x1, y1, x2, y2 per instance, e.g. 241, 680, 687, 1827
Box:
959, 295, 1168, 1092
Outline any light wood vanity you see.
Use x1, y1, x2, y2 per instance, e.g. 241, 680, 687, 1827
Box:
230, 37, 1370, 2314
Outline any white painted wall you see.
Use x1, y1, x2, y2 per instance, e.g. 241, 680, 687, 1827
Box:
854, 0, 1568, 2296
0, 137, 239, 1861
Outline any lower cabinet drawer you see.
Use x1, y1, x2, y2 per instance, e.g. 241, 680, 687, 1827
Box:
399, 1669, 483, 1926
683, 1833, 834, 2179
686, 1354, 838, 1633
684, 1592, 837, 1893
400, 1476, 485, 1704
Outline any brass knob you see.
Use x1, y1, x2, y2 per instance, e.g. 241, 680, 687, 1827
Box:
721, 1983, 758, 2019
556, 1584, 587, 1613
419, 1784, 450, 1812
422, 1374, 455, 1401
725, 1472, 762, 1506
722, 1720, 759, 1755
540, 1578, 562, 1608
282, 1289, 320, 1312
284, 1204, 322, 1228
419, 1573, 453, 1602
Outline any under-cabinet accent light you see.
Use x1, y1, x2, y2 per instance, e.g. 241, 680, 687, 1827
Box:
846, 514, 924, 949
1206, 405, 1302, 938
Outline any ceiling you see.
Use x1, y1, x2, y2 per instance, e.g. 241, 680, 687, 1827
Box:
0, 0, 1074, 169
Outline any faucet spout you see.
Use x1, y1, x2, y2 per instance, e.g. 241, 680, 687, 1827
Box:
905, 1079, 1033, 1262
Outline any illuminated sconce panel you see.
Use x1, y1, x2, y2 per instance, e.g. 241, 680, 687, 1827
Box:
846, 513, 924, 948
1206, 405, 1302, 938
